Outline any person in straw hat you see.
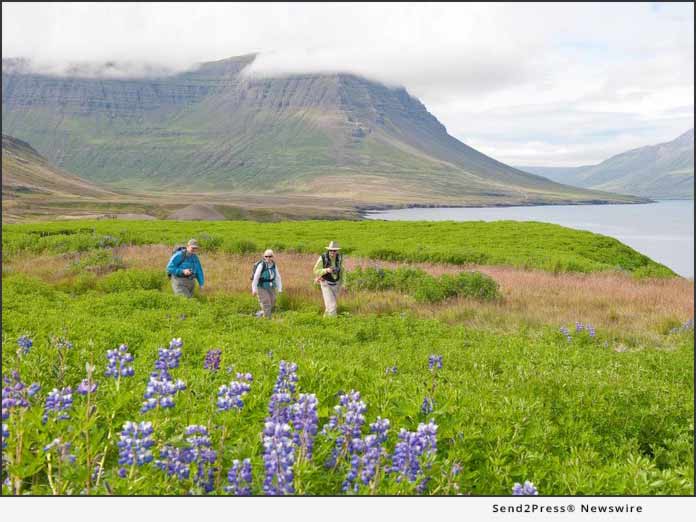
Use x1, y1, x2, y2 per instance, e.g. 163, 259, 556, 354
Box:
251, 249, 283, 319
313, 241, 344, 317
166, 238, 205, 298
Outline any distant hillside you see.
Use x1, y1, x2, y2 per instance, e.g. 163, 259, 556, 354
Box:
519, 130, 694, 199
2, 55, 645, 206
2, 134, 114, 198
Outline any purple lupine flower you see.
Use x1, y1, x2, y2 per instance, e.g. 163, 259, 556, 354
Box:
428, 355, 443, 371
385, 366, 398, 375
155, 345, 183, 371
267, 361, 298, 423
321, 390, 367, 468
105, 344, 135, 378
169, 338, 183, 349
2, 423, 8, 450
156, 445, 195, 480
217, 377, 252, 412
390, 420, 438, 493
43, 438, 76, 464
512, 480, 538, 495
28, 383, 41, 397
559, 326, 572, 342
156, 426, 217, 492
262, 421, 295, 495
575, 321, 584, 333
291, 393, 319, 460
343, 417, 391, 492
2, 371, 39, 420
117, 421, 154, 478
184, 425, 218, 493
203, 349, 222, 371
588, 324, 596, 338
141, 370, 186, 413
225, 458, 252, 495
17, 336, 33, 355
42, 387, 73, 423
77, 378, 98, 396
421, 397, 434, 415
236, 372, 253, 382
273, 361, 298, 394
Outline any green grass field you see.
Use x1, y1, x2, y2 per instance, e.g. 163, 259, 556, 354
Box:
1, 220, 692, 495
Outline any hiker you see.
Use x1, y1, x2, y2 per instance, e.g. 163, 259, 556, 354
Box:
313, 241, 343, 317
251, 249, 283, 319
166, 239, 205, 298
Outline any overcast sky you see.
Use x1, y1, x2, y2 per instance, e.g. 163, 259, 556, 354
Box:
2, 2, 693, 166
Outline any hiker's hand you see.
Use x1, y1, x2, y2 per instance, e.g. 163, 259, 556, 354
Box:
325, 267, 334, 274
252, 290, 257, 296
183, 269, 192, 276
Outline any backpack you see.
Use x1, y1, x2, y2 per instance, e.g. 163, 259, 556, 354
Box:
166, 246, 187, 278
250, 260, 276, 283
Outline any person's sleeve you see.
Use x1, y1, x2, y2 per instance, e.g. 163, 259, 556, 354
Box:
313, 256, 326, 277
276, 267, 283, 293
196, 258, 204, 287
166, 252, 184, 277
251, 263, 263, 292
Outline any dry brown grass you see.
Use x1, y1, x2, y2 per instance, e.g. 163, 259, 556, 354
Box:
5, 244, 693, 343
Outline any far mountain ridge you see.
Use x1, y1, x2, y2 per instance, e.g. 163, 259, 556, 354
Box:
518, 129, 694, 199
2, 54, 645, 206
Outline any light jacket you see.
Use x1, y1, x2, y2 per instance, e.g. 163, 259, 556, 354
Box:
166, 250, 204, 287
313, 253, 341, 283
252, 261, 283, 293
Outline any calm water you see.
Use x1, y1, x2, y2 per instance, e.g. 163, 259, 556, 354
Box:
365, 200, 694, 278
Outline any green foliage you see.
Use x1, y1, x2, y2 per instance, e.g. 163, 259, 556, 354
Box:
95, 269, 165, 293
2, 219, 677, 276
347, 266, 499, 303
0, 221, 690, 496
71, 249, 125, 275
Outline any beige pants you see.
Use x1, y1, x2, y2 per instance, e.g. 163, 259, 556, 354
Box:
256, 287, 277, 319
320, 282, 341, 317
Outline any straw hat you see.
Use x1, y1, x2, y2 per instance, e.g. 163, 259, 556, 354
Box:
326, 241, 341, 250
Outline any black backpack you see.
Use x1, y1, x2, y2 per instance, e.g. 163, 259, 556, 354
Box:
250, 260, 276, 283
167, 246, 187, 278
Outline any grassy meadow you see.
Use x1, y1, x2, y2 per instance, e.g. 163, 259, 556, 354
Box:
1, 220, 693, 495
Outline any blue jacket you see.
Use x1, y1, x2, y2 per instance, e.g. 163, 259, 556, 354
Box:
166, 250, 204, 287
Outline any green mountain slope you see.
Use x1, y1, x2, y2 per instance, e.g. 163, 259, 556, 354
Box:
519, 129, 694, 199
2, 55, 646, 205
2, 134, 114, 198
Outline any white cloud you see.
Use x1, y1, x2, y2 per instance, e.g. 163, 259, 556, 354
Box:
2, 2, 693, 166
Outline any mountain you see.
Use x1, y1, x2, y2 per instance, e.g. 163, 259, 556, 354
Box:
2, 55, 646, 206
2, 134, 114, 198
518, 130, 694, 199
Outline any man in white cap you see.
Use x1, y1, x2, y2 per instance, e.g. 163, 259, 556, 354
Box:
251, 249, 283, 319
313, 241, 343, 317
166, 239, 205, 298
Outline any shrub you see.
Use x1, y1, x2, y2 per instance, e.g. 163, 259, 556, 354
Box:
71, 249, 125, 275
96, 269, 165, 293
347, 266, 499, 303
223, 239, 258, 255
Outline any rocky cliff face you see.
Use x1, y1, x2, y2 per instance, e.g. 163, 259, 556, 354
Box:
1, 55, 642, 204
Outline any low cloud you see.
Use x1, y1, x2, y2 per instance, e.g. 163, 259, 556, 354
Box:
2, 2, 693, 165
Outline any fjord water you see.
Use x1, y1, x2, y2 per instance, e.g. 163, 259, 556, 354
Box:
366, 200, 694, 278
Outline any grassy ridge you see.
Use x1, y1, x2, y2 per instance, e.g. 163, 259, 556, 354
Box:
2, 274, 693, 495
2, 219, 675, 276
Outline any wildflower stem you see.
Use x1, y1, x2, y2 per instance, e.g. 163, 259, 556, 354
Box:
12, 410, 25, 495
214, 423, 229, 491
46, 453, 57, 495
